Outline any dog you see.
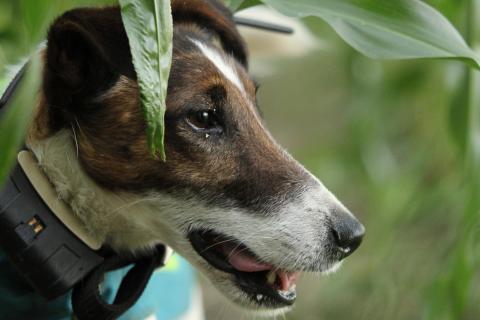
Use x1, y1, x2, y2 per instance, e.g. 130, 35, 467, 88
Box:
25, 0, 364, 315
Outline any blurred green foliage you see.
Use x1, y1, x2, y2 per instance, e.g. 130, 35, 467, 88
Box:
0, 0, 113, 74
0, 0, 112, 185
0, 0, 479, 319
252, 1, 479, 319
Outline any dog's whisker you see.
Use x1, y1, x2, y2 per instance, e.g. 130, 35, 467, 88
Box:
102, 195, 169, 218
201, 237, 238, 253
226, 238, 251, 259
74, 117, 86, 138
200, 233, 275, 256
227, 245, 251, 259
273, 251, 295, 272
70, 123, 79, 158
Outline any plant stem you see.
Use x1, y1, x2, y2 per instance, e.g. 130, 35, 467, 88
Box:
452, 0, 480, 317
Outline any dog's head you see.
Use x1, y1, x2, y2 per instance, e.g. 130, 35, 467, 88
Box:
30, 0, 364, 312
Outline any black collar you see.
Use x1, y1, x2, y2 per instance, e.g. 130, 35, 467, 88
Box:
0, 65, 168, 320
0, 17, 293, 318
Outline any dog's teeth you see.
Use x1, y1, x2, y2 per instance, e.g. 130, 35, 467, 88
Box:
256, 294, 263, 301
277, 289, 297, 301
266, 270, 276, 285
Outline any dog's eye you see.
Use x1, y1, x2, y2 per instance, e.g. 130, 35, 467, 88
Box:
187, 109, 222, 132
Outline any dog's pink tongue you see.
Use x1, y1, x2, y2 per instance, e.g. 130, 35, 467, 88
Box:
226, 246, 271, 272
277, 270, 300, 291
223, 243, 300, 290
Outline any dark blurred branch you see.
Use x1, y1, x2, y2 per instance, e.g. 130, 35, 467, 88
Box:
233, 16, 294, 34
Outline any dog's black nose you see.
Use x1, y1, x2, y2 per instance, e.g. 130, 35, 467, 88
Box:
330, 210, 365, 258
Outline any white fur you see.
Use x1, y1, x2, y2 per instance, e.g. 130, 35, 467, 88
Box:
178, 284, 205, 320
191, 39, 245, 94
28, 130, 347, 310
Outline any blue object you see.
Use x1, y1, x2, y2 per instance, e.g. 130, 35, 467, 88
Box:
0, 252, 197, 320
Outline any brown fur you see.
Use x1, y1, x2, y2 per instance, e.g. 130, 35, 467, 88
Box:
31, 1, 312, 213
24, 2, 365, 311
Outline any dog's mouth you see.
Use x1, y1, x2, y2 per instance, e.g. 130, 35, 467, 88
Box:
188, 229, 300, 308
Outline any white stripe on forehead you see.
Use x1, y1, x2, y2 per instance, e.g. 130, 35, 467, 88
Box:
190, 39, 245, 93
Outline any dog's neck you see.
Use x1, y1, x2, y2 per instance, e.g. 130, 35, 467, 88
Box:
27, 129, 175, 253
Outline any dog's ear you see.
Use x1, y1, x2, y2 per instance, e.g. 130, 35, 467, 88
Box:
44, 7, 134, 120
172, 0, 248, 67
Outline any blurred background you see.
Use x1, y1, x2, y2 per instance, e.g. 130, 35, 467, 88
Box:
1, 0, 479, 319
205, 1, 480, 319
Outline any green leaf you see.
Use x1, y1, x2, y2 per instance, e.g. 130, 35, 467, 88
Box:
0, 56, 40, 187
225, 0, 261, 12
20, 0, 54, 43
237, 0, 262, 11
119, 0, 173, 160
449, 68, 470, 157
0, 77, 7, 93
224, 0, 246, 11
260, 0, 480, 68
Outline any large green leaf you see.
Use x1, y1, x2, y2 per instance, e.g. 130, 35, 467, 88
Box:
237, 0, 262, 11
20, 0, 54, 43
224, 0, 245, 11
235, 0, 480, 68
449, 68, 470, 157
0, 78, 7, 93
0, 56, 40, 186
119, 0, 173, 160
